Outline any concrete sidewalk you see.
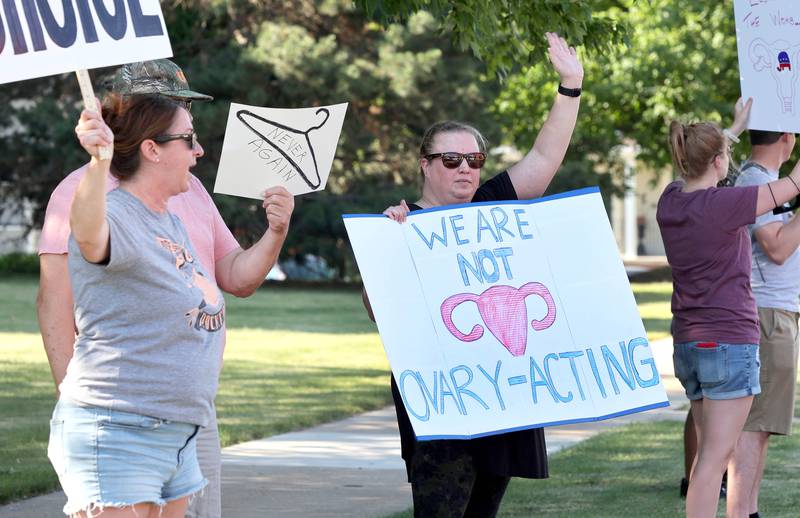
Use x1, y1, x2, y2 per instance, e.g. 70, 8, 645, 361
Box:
0, 337, 685, 518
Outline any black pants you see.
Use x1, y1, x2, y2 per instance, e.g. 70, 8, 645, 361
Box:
409, 440, 511, 518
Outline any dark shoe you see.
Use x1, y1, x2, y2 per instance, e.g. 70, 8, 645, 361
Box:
680, 477, 689, 498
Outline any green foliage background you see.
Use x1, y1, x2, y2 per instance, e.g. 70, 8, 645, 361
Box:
1, 1, 752, 279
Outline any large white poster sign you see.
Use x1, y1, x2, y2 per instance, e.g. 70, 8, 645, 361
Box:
344, 188, 669, 440
735, 0, 800, 132
0, 0, 172, 84
214, 102, 348, 198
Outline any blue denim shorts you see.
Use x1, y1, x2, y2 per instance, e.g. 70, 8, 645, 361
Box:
673, 342, 761, 400
47, 398, 207, 515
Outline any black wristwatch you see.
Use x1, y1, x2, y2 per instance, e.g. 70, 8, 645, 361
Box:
558, 84, 582, 97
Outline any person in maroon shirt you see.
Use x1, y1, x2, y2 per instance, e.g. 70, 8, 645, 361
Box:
656, 99, 800, 518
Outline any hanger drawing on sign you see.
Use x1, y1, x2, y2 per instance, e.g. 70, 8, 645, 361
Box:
236, 108, 331, 189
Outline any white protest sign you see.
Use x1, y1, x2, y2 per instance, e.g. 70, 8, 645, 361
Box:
344, 188, 669, 440
214, 102, 348, 198
0, 0, 172, 85
735, 0, 800, 132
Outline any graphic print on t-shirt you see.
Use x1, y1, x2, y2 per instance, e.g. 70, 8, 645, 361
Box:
156, 237, 225, 332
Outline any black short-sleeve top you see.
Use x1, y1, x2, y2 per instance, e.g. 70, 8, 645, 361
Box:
390, 170, 549, 480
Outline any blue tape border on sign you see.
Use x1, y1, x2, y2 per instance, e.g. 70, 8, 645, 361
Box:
341, 186, 601, 220
414, 399, 671, 441
344, 182, 650, 441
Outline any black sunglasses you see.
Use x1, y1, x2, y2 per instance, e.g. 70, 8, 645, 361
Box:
153, 130, 198, 149
425, 152, 486, 169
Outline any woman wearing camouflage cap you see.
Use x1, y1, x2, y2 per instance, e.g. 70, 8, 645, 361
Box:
41, 61, 293, 517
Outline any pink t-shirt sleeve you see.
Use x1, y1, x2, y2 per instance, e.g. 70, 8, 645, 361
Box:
192, 177, 239, 262
709, 184, 758, 232
38, 168, 84, 255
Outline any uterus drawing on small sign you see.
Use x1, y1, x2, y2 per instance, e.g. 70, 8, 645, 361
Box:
214, 102, 348, 198
749, 40, 800, 115
734, 0, 800, 133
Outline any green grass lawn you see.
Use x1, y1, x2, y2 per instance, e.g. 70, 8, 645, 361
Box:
386, 420, 800, 518
3, 274, 798, 512
0, 275, 391, 504
631, 281, 672, 342
500, 421, 800, 518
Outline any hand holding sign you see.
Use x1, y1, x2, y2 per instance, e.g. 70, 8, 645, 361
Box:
731, 97, 754, 136
383, 200, 411, 223
262, 186, 295, 236
75, 102, 113, 162
75, 71, 113, 159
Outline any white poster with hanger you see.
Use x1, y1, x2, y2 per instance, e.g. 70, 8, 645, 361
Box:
214, 102, 348, 198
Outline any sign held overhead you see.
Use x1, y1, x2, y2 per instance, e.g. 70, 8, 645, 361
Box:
0, 0, 172, 84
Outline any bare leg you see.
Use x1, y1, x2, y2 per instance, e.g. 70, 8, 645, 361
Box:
688, 400, 703, 478
686, 396, 753, 518
77, 504, 155, 517
750, 437, 769, 514
151, 496, 189, 518
72, 496, 189, 518
729, 431, 770, 517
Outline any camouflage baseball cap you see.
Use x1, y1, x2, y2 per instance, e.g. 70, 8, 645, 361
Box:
109, 59, 213, 101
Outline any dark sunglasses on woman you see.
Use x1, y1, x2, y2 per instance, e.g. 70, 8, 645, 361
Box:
425, 152, 486, 169
153, 130, 198, 150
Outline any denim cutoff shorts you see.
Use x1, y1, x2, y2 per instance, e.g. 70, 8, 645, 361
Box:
673, 342, 761, 400
47, 398, 207, 516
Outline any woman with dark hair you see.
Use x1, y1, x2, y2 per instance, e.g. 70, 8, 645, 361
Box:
370, 32, 583, 517
656, 100, 800, 518
46, 94, 291, 517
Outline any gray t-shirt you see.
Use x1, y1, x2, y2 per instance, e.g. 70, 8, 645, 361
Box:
735, 162, 800, 312
62, 188, 225, 427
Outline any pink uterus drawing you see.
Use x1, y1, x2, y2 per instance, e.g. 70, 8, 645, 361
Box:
440, 282, 556, 357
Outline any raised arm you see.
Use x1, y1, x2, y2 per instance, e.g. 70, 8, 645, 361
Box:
214, 186, 294, 297
70, 108, 113, 263
508, 32, 583, 200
